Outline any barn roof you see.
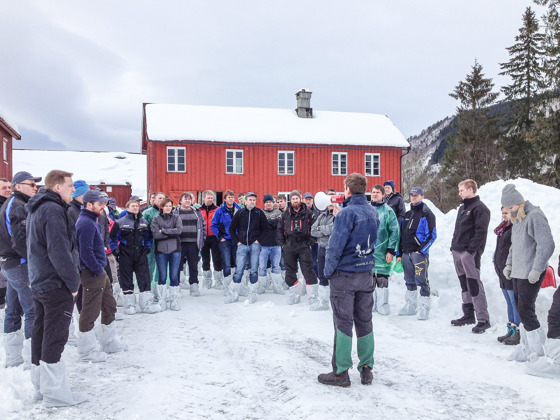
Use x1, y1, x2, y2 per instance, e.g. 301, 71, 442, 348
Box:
0, 107, 21, 140
144, 104, 409, 148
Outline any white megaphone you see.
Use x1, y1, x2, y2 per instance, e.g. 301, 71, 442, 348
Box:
314, 191, 345, 211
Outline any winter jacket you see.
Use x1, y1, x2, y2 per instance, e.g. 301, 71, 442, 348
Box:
99, 212, 110, 251
26, 188, 81, 294
506, 201, 555, 279
142, 205, 160, 228
199, 203, 218, 237
384, 192, 406, 223
76, 208, 107, 276
261, 208, 282, 247
109, 212, 152, 259
324, 194, 379, 277
152, 212, 182, 254
451, 196, 491, 255
211, 202, 241, 240
370, 201, 400, 276
493, 221, 513, 289
0, 191, 31, 269
311, 210, 335, 248
399, 201, 437, 255
67, 198, 82, 226
173, 206, 206, 251
107, 206, 118, 222
277, 202, 316, 247
229, 206, 269, 246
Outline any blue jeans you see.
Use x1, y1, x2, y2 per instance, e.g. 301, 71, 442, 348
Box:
233, 243, 261, 284
2, 264, 35, 339
155, 252, 182, 286
258, 246, 281, 277
502, 288, 521, 326
218, 239, 237, 278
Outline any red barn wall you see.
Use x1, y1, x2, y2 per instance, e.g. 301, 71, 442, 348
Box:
0, 127, 13, 180
92, 184, 133, 207
147, 141, 404, 205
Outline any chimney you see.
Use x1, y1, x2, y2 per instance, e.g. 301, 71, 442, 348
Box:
295, 89, 313, 118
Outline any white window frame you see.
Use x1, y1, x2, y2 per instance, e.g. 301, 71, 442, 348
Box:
2, 139, 7, 164
278, 151, 295, 175
364, 153, 380, 177
166, 147, 186, 173
226, 149, 244, 174
331, 152, 347, 176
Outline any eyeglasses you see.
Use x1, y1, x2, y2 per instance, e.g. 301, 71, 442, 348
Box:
19, 182, 37, 188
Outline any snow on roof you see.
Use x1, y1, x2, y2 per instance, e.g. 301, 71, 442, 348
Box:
0, 105, 21, 138
145, 104, 410, 148
12, 150, 147, 198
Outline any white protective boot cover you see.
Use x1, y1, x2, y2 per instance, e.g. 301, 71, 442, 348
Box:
169, 286, 182, 311
99, 322, 128, 353
238, 270, 250, 297
67, 314, 78, 347
508, 324, 530, 362
376, 287, 390, 316
202, 270, 213, 289
257, 276, 268, 294
222, 275, 233, 296
306, 284, 319, 307
112, 283, 125, 307
213, 271, 224, 290
22, 338, 31, 370
398, 290, 417, 316
179, 270, 189, 289
526, 327, 546, 359
224, 282, 240, 304
31, 364, 42, 402
372, 288, 378, 313
138, 291, 161, 314
4, 330, 24, 368
287, 283, 302, 305
310, 285, 330, 311
417, 295, 430, 320
156, 284, 168, 311
525, 338, 560, 379
189, 283, 201, 297
78, 330, 106, 363
271, 273, 285, 295
247, 282, 258, 304
123, 293, 137, 315
39, 360, 86, 408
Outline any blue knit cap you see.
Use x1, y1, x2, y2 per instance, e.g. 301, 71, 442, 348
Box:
383, 180, 395, 191
72, 180, 89, 198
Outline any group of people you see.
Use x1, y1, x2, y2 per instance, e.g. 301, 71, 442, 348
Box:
1, 170, 560, 406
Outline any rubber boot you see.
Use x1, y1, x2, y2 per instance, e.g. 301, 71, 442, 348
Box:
398, 290, 417, 316
376, 287, 390, 315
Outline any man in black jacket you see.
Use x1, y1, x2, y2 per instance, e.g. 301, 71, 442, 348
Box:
26, 170, 85, 407
0, 171, 40, 368
226, 192, 268, 304
0, 177, 11, 310
277, 190, 318, 307
450, 179, 491, 334
383, 180, 406, 224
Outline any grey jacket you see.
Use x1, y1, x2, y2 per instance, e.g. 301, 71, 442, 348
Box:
311, 210, 335, 248
151, 213, 182, 254
506, 201, 555, 279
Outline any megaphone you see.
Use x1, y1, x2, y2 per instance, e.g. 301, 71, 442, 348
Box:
314, 191, 345, 211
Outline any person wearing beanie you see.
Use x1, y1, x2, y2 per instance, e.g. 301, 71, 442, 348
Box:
501, 183, 555, 363
257, 194, 283, 296
68, 180, 90, 226
383, 180, 406, 224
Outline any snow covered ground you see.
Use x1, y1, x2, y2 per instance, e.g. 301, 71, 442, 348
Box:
1, 178, 560, 420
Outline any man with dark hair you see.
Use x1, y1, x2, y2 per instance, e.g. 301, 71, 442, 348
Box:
450, 179, 491, 333
276, 195, 287, 212
26, 169, 86, 407
0, 177, 10, 309
318, 173, 379, 387
237, 192, 245, 209
383, 180, 406, 224
0, 171, 40, 368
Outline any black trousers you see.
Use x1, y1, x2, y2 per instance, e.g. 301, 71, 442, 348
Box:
512, 271, 545, 332
32, 285, 74, 365
118, 249, 151, 293
317, 246, 329, 287
201, 236, 222, 272
548, 286, 560, 339
179, 241, 200, 285
282, 241, 318, 287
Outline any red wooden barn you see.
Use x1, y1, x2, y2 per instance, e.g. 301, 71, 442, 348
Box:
0, 110, 21, 180
90, 182, 133, 207
142, 90, 410, 205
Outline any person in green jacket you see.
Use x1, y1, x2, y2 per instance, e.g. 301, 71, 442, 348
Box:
143, 192, 166, 300
370, 184, 400, 315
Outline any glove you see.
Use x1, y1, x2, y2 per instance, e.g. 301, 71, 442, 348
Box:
503, 266, 512, 280
528, 269, 541, 284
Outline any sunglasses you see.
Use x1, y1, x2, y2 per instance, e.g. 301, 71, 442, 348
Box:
19, 182, 37, 188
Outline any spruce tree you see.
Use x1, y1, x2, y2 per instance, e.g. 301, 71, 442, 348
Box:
499, 7, 545, 178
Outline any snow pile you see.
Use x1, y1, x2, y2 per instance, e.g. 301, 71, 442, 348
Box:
0, 178, 559, 420
12, 150, 147, 199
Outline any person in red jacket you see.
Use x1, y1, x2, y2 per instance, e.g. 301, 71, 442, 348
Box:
199, 190, 223, 289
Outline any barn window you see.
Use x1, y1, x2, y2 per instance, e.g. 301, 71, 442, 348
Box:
226, 149, 243, 174
364, 153, 380, 177
332, 152, 347, 176
278, 151, 294, 175
167, 147, 186, 173
2, 139, 7, 164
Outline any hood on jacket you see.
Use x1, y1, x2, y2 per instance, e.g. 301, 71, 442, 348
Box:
26, 187, 68, 214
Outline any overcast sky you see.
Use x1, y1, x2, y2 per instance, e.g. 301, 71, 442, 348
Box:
0, 0, 546, 152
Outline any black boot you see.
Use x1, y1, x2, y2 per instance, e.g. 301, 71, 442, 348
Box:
497, 323, 513, 343
360, 365, 373, 385
318, 370, 351, 387
472, 321, 491, 334
504, 324, 520, 345
451, 303, 475, 326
